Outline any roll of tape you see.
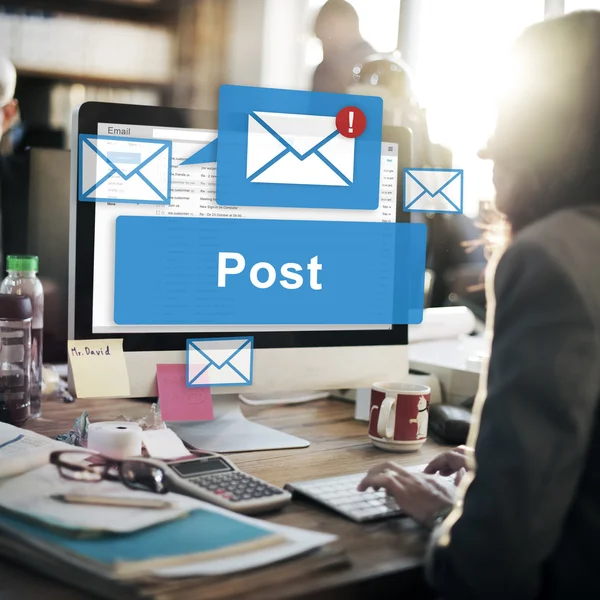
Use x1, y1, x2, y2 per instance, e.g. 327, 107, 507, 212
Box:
87, 421, 143, 459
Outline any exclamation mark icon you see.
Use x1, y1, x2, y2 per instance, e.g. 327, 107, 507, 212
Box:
335, 106, 365, 138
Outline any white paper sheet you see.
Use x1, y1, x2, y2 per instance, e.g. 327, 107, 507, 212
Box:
0, 464, 199, 533
0, 422, 70, 479
141, 428, 191, 460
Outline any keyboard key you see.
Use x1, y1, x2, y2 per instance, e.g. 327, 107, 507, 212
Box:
368, 499, 385, 507
338, 500, 369, 511
361, 507, 392, 517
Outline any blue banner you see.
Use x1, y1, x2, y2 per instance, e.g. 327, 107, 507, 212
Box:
114, 216, 426, 325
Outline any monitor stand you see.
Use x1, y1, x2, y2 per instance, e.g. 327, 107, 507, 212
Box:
167, 394, 310, 453
238, 391, 330, 406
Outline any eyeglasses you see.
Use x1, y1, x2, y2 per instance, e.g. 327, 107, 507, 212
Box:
49, 450, 170, 494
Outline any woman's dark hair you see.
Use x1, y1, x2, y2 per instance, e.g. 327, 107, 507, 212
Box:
488, 11, 600, 232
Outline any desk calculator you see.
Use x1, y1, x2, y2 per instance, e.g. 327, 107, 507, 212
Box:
163, 454, 291, 515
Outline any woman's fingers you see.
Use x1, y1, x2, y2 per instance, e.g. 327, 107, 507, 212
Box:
357, 461, 416, 491
425, 474, 457, 499
455, 467, 467, 486
357, 461, 406, 490
424, 450, 469, 476
423, 451, 456, 474
358, 471, 409, 500
358, 469, 454, 526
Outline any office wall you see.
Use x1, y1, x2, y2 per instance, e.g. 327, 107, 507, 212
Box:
225, 0, 313, 90
261, 0, 312, 90
225, 0, 266, 86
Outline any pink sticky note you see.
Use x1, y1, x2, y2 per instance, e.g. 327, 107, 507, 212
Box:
156, 364, 214, 422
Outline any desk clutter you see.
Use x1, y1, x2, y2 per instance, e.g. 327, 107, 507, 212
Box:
1, 387, 458, 599
0, 420, 336, 596
0, 318, 472, 598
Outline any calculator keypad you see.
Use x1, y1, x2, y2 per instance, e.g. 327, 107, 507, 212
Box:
192, 472, 284, 503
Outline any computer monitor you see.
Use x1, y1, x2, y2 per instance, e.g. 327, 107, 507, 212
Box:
68, 101, 412, 451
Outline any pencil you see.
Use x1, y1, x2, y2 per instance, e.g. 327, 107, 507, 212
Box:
50, 494, 173, 510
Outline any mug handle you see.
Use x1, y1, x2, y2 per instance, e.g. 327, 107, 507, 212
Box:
377, 394, 397, 439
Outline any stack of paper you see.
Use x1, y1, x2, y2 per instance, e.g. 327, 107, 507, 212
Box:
0, 465, 337, 595
0, 508, 285, 579
0, 465, 196, 534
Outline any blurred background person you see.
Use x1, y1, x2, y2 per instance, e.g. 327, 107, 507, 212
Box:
0, 56, 20, 274
312, 0, 374, 94
350, 51, 487, 312
0, 56, 19, 154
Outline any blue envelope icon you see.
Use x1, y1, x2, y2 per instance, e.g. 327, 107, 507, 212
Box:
186, 337, 254, 388
79, 134, 172, 204
403, 168, 464, 214
216, 85, 383, 210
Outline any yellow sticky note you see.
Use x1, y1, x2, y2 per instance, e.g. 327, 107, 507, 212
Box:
67, 339, 130, 399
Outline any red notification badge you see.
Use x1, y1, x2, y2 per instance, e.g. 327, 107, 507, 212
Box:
336, 106, 366, 138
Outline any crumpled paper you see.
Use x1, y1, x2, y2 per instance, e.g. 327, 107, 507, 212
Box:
56, 404, 163, 447
113, 403, 164, 431
56, 410, 89, 446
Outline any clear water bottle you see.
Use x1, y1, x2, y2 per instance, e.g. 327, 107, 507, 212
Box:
0, 294, 32, 425
0, 256, 44, 418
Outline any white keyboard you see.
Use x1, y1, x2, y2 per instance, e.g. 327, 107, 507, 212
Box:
285, 464, 455, 523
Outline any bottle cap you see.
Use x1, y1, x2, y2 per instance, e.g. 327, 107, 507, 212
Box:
0, 294, 32, 320
6, 255, 38, 272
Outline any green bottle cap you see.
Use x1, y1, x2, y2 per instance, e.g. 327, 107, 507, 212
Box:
6, 255, 39, 272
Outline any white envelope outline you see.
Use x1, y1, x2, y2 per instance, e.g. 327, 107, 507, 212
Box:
187, 337, 253, 388
404, 169, 464, 213
246, 111, 355, 187
79, 135, 171, 203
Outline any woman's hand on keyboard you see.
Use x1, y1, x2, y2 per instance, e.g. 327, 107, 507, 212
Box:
357, 461, 455, 528
424, 446, 471, 484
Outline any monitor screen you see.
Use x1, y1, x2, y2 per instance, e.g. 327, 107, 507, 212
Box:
91, 122, 399, 335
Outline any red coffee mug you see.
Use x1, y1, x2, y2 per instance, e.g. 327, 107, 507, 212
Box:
368, 382, 431, 452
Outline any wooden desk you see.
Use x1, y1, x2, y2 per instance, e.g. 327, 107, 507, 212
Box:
0, 397, 450, 600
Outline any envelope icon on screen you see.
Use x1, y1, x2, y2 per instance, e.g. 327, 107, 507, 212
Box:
79, 134, 172, 204
246, 112, 354, 186
187, 337, 254, 388
403, 168, 464, 214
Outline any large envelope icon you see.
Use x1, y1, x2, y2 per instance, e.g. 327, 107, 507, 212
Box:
246, 111, 355, 187
403, 168, 464, 214
187, 337, 254, 388
79, 135, 172, 204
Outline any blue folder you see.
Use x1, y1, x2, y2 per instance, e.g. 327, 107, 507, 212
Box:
0, 508, 276, 570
